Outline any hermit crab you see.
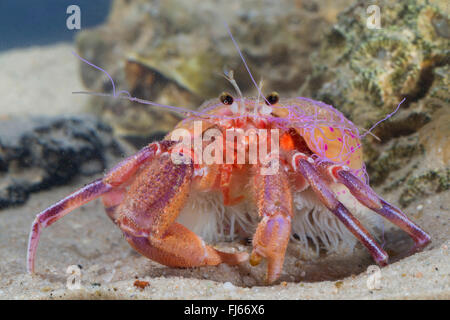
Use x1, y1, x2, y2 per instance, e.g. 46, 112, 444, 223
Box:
27, 26, 431, 283
27, 86, 431, 283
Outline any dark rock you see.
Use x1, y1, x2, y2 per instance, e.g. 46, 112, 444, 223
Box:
0, 115, 123, 210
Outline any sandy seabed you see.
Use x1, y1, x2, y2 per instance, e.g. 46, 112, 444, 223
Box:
0, 44, 449, 300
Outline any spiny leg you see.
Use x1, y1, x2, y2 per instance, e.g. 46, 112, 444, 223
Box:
317, 161, 431, 251
27, 142, 167, 273
116, 153, 247, 268
292, 153, 389, 266
250, 165, 293, 284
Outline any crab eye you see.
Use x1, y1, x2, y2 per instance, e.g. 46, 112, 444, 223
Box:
219, 92, 234, 105
265, 92, 279, 105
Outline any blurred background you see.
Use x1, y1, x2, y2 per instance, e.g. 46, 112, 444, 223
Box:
0, 0, 111, 51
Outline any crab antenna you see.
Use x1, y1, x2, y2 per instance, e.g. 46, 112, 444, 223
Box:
222, 69, 245, 114
71, 51, 117, 97
72, 91, 199, 118
223, 69, 243, 100
361, 98, 406, 139
71, 51, 208, 119
256, 78, 264, 105
359, 126, 381, 141
224, 21, 271, 106
254, 78, 265, 116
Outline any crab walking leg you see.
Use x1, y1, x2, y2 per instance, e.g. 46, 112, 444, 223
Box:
116, 153, 248, 267
320, 163, 431, 251
101, 141, 176, 222
250, 167, 293, 284
102, 187, 126, 223
27, 142, 166, 273
103, 141, 172, 187
293, 154, 389, 266
27, 179, 112, 273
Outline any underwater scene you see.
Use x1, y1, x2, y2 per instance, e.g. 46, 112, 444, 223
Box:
0, 0, 448, 300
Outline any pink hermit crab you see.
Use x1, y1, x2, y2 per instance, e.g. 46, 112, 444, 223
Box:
27, 90, 431, 284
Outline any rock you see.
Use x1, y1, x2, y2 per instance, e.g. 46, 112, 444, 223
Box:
300, 0, 449, 207
0, 116, 123, 209
75, 0, 354, 147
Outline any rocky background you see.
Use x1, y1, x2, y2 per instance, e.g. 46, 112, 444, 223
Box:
0, 0, 448, 299
300, 0, 449, 209
0, 116, 123, 209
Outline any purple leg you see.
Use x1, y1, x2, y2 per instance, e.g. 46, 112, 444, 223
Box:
27, 179, 112, 273
293, 155, 389, 266
331, 167, 431, 251
27, 141, 170, 273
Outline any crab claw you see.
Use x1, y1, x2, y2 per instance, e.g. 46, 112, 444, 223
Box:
250, 165, 293, 284
251, 214, 292, 284
116, 152, 249, 269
